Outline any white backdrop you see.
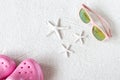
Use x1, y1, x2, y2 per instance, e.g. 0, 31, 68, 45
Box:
0, 0, 120, 80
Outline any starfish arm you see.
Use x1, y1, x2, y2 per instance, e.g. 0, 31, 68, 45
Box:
74, 38, 80, 43
74, 33, 80, 38
46, 30, 54, 36
67, 50, 73, 54
58, 30, 63, 39
67, 45, 72, 50
81, 31, 85, 36
60, 50, 70, 57
67, 52, 70, 57
55, 29, 62, 39
80, 36, 86, 38
57, 18, 61, 27
48, 21, 55, 26
62, 44, 67, 48
81, 38, 84, 44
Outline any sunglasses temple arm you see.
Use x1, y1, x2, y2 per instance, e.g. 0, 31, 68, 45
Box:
98, 16, 112, 37
82, 4, 112, 37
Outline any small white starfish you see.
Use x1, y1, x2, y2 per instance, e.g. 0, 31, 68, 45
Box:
61, 44, 74, 57
47, 18, 70, 39
0, 48, 7, 54
73, 31, 88, 44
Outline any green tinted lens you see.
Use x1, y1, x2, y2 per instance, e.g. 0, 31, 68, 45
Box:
79, 8, 90, 23
92, 26, 106, 41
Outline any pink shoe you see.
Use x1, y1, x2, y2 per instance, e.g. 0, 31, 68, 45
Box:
6, 59, 44, 80
0, 55, 16, 79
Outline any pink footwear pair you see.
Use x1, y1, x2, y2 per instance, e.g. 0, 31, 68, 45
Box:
0, 55, 44, 80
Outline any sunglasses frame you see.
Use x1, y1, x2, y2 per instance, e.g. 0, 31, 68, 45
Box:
79, 4, 112, 41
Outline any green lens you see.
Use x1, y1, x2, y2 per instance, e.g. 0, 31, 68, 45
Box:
79, 8, 90, 23
92, 26, 105, 41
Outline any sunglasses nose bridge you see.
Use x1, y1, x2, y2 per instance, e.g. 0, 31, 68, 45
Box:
87, 20, 95, 28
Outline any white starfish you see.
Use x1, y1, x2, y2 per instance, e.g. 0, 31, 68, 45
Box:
61, 44, 74, 57
73, 31, 88, 44
47, 18, 70, 39
0, 48, 7, 54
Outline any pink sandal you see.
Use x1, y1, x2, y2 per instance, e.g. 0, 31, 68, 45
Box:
0, 55, 16, 79
6, 58, 44, 80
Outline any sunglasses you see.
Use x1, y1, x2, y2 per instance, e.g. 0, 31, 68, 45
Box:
79, 4, 112, 41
